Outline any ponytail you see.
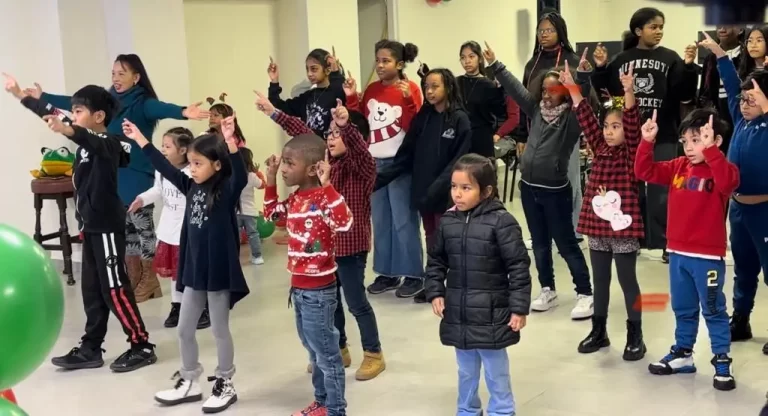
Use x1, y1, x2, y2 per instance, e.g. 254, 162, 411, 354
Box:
622, 30, 639, 51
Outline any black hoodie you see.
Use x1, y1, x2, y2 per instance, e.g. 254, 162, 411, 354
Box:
375, 105, 472, 212
21, 96, 130, 233
268, 71, 346, 137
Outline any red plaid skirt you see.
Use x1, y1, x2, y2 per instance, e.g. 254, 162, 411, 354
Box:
154, 241, 180, 280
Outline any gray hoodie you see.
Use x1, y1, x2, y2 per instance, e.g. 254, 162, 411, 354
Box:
489, 60, 588, 188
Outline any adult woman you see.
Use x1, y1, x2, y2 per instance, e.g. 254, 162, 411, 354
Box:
27, 54, 209, 300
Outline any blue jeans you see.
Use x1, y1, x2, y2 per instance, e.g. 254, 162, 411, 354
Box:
519, 181, 592, 295
237, 214, 262, 258
371, 157, 423, 278
456, 349, 515, 416
730, 201, 768, 315
334, 252, 381, 352
669, 253, 730, 355
292, 286, 346, 415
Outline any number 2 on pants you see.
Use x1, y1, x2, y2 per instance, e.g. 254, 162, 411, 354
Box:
707, 270, 718, 287
706, 270, 718, 314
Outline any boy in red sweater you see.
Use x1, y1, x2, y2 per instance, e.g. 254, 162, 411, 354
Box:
261, 97, 353, 416
635, 108, 740, 391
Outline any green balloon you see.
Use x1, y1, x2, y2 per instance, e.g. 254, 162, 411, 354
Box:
256, 215, 275, 239
0, 224, 64, 390
0, 399, 28, 416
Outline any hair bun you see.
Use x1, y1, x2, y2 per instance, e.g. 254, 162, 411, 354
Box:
403, 43, 419, 63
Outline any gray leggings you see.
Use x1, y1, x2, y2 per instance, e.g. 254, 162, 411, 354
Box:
179, 289, 235, 380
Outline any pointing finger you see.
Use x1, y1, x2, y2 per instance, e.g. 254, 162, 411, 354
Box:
651, 109, 657, 123
336, 98, 342, 107
581, 47, 588, 61
752, 78, 761, 91
269, 56, 274, 64
325, 149, 330, 162
332, 46, 336, 57
484, 41, 492, 50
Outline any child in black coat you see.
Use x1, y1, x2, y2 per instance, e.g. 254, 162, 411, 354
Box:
425, 153, 531, 416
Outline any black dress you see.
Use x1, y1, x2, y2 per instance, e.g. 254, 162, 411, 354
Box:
457, 75, 507, 157
143, 144, 250, 307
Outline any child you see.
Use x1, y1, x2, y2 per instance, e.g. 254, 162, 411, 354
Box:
738, 26, 768, 80
636, 108, 739, 391
123, 117, 249, 412
207, 99, 247, 147
344, 39, 426, 299
699, 34, 768, 349
425, 153, 531, 416
591, 8, 699, 261
564, 61, 646, 359
255, 92, 385, 381
375, 68, 472, 262
3, 75, 157, 372
237, 147, 265, 265
484, 42, 595, 319
268, 49, 345, 137
129, 127, 210, 329
261, 114, 353, 416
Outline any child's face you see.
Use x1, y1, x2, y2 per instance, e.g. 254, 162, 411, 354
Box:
537, 18, 559, 50
161, 135, 187, 166
460, 47, 481, 75
602, 112, 626, 147
306, 58, 328, 85
451, 170, 486, 211
326, 126, 347, 157
111, 62, 138, 93
187, 151, 221, 184
636, 16, 664, 48
717, 26, 741, 43
375, 48, 402, 82
209, 110, 223, 129
680, 128, 722, 164
280, 148, 315, 187
425, 73, 446, 106
739, 89, 764, 120
747, 30, 766, 59
541, 75, 566, 108
71, 105, 104, 130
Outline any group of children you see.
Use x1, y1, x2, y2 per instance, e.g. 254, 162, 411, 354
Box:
4, 5, 768, 416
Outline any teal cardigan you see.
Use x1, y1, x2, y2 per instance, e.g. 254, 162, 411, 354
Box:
42, 86, 187, 205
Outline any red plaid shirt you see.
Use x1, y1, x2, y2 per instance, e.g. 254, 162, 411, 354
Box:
274, 111, 375, 257
575, 101, 644, 239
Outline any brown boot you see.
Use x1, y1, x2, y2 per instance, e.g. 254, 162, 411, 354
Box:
134, 259, 162, 303
355, 350, 385, 381
125, 255, 142, 290
306, 345, 352, 373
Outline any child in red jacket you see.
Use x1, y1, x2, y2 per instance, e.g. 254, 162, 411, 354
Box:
635, 108, 739, 391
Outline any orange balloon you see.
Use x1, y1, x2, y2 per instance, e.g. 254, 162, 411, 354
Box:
0, 389, 17, 404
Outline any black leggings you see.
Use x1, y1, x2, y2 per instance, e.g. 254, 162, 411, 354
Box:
590, 249, 641, 322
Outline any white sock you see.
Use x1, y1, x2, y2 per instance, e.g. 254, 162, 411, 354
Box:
172, 288, 183, 303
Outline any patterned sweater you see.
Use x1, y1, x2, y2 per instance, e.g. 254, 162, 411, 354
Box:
264, 184, 353, 289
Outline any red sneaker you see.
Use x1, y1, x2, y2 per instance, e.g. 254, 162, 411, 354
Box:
291, 401, 327, 416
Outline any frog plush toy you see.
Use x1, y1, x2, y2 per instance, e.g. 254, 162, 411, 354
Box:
31, 146, 75, 178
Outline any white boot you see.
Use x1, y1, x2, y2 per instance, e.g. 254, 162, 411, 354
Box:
202, 377, 238, 414
155, 372, 203, 406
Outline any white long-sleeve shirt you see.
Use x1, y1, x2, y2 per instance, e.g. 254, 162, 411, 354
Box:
239, 172, 263, 217
138, 166, 191, 245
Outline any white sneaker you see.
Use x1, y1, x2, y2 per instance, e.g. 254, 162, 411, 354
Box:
531, 287, 558, 312
155, 373, 203, 406
250, 256, 265, 265
571, 294, 594, 320
202, 377, 237, 413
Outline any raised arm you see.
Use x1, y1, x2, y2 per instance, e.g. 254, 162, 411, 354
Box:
699, 118, 739, 196
495, 212, 532, 316
487, 60, 536, 117
122, 119, 192, 194
575, 100, 608, 155
262, 154, 289, 223
332, 101, 375, 178
634, 110, 679, 185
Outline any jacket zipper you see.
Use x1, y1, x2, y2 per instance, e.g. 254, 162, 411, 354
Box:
460, 213, 470, 348
71, 164, 83, 232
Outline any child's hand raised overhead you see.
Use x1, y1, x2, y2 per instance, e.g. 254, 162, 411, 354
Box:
221, 114, 239, 153
182, 102, 210, 121
698, 32, 726, 58
253, 90, 276, 116
331, 99, 349, 127
267, 56, 279, 83
343, 71, 357, 96
577, 47, 593, 72
619, 62, 635, 94
2, 73, 26, 100
747, 78, 768, 111
264, 154, 280, 184
122, 119, 150, 147
482, 41, 496, 64
23, 82, 42, 99
593, 43, 608, 68
558, 61, 576, 86
641, 109, 659, 142
699, 114, 717, 149
327, 46, 340, 73
316, 150, 331, 187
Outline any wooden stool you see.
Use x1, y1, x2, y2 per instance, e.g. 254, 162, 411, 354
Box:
31, 178, 79, 286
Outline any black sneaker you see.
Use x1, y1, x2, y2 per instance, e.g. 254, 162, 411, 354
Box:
164, 303, 181, 328
51, 346, 104, 370
711, 353, 736, 391
413, 292, 427, 304
110, 344, 158, 373
578, 316, 610, 354
623, 320, 646, 361
730, 312, 753, 341
367, 276, 401, 295
395, 278, 424, 298
197, 306, 211, 330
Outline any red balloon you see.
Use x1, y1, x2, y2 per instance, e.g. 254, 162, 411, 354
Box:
0, 389, 17, 404
427, 0, 442, 4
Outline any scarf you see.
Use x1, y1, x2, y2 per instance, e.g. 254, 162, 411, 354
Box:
540, 101, 569, 123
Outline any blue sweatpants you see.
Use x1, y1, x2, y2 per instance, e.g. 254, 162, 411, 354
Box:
730, 201, 768, 315
669, 253, 730, 355
455, 348, 515, 416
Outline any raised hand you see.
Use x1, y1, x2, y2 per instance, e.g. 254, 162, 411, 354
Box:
509, 314, 527, 332
684, 43, 698, 65
42, 114, 74, 136
559, 61, 575, 86
122, 118, 150, 147
699, 114, 716, 149
641, 109, 659, 142
221, 114, 237, 147
265, 154, 280, 180
128, 197, 144, 213
267, 56, 279, 83
396, 75, 411, 98
698, 32, 725, 58
748, 78, 768, 109
417, 60, 430, 78
593, 43, 608, 67
2, 73, 25, 100
619, 62, 635, 94
577, 47, 593, 72
331, 98, 349, 127
343, 71, 357, 96
23, 82, 42, 99
253, 90, 276, 116
182, 102, 210, 120
482, 41, 496, 64
327, 46, 340, 72
431, 297, 445, 318
316, 150, 331, 186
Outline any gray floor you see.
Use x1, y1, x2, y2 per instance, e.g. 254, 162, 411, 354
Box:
13, 170, 768, 416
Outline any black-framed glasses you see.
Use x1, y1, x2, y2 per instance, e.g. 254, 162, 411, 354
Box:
737, 93, 757, 107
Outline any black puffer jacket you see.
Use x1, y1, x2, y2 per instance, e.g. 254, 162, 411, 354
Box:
424, 199, 531, 350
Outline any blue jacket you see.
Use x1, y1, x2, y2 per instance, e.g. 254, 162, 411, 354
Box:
42, 86, 186, 204
718, 56, 768, 196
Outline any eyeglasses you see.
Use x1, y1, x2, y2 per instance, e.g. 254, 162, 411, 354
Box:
538, 28, 556, 35
737, 93, 757, 107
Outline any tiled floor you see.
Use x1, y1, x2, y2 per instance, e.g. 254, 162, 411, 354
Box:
13, 170, 768, 416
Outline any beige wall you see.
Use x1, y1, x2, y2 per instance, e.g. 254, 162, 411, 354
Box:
358, 0, 387, 85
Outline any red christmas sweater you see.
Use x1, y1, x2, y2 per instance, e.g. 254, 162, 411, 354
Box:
634, 141, 739, 257
264, 184, 353, 289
